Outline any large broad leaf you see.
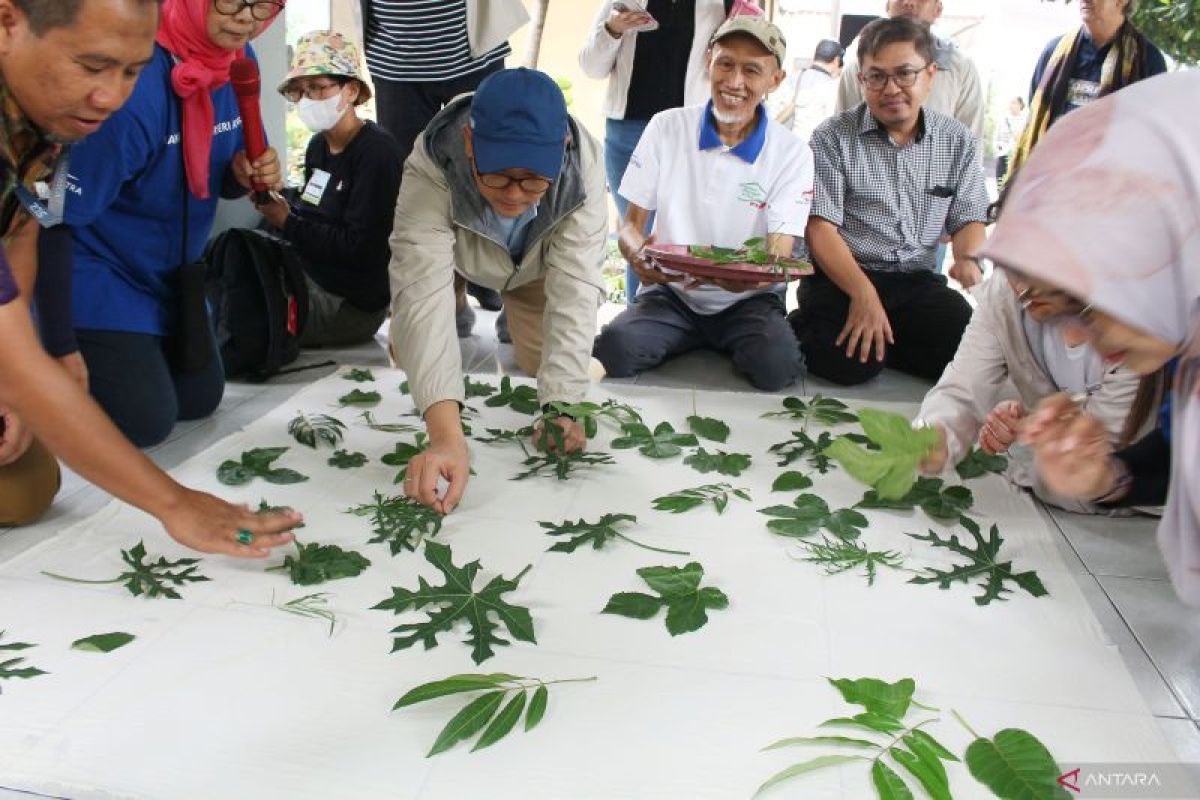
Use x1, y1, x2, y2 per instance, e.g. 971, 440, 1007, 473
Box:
825, 410, 940, 500
602, 562, 728, 636
965, 728, 1072, 799
827, 677, 915, 718
372, 541, 534, 664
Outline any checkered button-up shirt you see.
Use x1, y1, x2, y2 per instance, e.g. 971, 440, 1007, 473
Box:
809, 104, 988, 273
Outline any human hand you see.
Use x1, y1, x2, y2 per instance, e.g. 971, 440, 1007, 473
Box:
606, 9, 652, 36
628, 237, 683, 286
55, 351, 89, 392
979, 399, 1025, 455
1020, 393, 1116, 499
404, 437, 469, 515
836, 286, 894, 363
158, 486, 300, 558
533, 415, 587, 454
918, 424, 949, 475
949, 258, 983, 289
232, 147, 284, 192
0, 405, 33, 467
253, 192, 290, 230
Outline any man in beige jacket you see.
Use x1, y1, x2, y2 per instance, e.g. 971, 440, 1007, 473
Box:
387, 67, 607, 514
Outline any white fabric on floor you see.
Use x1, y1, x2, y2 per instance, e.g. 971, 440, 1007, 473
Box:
0, 370, 1180, 799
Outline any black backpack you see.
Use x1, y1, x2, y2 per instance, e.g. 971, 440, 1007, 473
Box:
204, 228, 309, 381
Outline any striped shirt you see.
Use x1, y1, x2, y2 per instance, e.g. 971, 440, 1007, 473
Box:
363, 0, 510, 83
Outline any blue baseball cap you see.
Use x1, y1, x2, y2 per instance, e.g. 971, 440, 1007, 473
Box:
470, 68, 568, 180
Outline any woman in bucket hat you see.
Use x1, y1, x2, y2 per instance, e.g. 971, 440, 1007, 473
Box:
255, 30, 403, 347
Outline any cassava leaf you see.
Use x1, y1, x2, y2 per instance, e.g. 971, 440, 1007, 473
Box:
772, 470, 813, 491
602, 562, 728, 635
651, 483, 750, 515
268, 540, 371, 586
347, 491, 444, 555
955, 446, 1009, 480
71, 632, 136, 653
684, 447, 751, 476
965, 728, 1071, 799
908, 516, 1049, 606
610, 421, 698, 458
372, 541, 534, 664
540, 513, 688, 555
687, 414, 730, 443
217, 447, 308, 486
327, 449, 368, 469
343, 368, 375, 382
287, 412, 345, 449
484, 376, 540, 414
338, 388, 382, 407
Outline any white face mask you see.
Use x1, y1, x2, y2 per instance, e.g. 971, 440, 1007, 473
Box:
297, 93, 347, 132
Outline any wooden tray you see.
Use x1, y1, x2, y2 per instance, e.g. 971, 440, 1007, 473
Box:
644, 244, 812, 283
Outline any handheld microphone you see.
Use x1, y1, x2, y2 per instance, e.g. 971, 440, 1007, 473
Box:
230, 57, 271, 205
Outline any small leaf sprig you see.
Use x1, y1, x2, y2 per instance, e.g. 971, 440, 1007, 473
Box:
287, 412, 346, 449
347, 491, 444, 555
277, 592, 340, 637
395, 672, 597, 756
769, 431, 835, 472
358, 411, 421, 435
684, 447, 752, 476
762, 394, 858, 429
540, 513, 689, 555
651, 483, 750, 515
540, 399, 643, 438
42, 541, 211, 600
218, 447, 308, 486
908, 516, 1048, 606
267, 540, 371, 586
602, 562, 728, 636
484, 376, 540, 415
0, 631, 47, 688
380, 433, 429, 483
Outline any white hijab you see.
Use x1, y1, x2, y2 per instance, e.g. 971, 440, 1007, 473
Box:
979, 71, 1200, 607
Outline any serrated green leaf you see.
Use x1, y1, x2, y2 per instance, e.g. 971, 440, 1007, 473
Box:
687, 415, 730, 443
754, 754, 867, 797
525, 685, 548, 731
70, 632, 135, 653
909, 517, 1048, 606
44, 541, 211, 600
965, 728, 1071, 799
871, 759, 914, 800
826, 410, 940, 500
472, 690, 527, 751
828, 677, 915, 718
348, 491, 444, 555
771, 471, 813, 491
427, 690, 505, 756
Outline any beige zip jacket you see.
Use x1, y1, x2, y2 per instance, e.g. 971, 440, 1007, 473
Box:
917, 274, 1145, 511
387, 96, 607, 416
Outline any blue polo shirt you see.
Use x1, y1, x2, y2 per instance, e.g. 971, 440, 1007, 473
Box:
697, 100, 767, 163
65, 44, 253, 335
1030, 29, 1167, 123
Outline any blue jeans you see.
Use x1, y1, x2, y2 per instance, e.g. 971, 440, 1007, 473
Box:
604, 117, 655, 304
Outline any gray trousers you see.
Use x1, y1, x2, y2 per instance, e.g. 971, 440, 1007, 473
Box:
593, 286, 805, 391
300, 275, 388, 348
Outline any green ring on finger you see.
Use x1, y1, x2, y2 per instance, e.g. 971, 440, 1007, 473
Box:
236, 529, 254, 545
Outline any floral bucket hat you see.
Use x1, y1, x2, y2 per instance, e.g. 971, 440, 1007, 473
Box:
278, 30, 371, 103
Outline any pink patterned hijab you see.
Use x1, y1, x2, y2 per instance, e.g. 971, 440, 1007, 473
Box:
156, 0, 281, 199
979, 72, 1200, 607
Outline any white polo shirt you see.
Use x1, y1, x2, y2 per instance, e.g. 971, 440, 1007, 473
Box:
619, 101, 815, 315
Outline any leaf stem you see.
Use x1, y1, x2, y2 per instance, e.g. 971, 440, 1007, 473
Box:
870, 717, 940, 765
40, 571, 122, 585
513, 564, 533, 583
614, 532, 691, 556
951, 708, 979, 738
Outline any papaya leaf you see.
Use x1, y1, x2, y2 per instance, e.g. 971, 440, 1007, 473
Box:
908, 516, 1049, 606
955, 447, 1009, 480
684, 447, 752, 476
347, 491, 443, 555
71, 632, 136, 653
43, 541, 210, 600
651, 483, 750, 515
825, 410, 940, 500
287, 412, 345, 449
602, 562, 728, 636
0, 631, 47, 686
965, 728, 1072, 799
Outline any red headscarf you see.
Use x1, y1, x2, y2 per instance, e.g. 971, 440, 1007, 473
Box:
155, 0, 281, 199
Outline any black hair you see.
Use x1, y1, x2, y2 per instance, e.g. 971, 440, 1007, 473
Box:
813, 39, 845, 65
857, 16, 935, 67
14, 0, 158, 36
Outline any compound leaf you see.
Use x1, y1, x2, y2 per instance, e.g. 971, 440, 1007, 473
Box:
651, 483, 750, 515
955, 447, 1009, 480
684, 447, 751, 476
610, 421, 698, 458
218, 447, 308, 486
602, 562, 727, 635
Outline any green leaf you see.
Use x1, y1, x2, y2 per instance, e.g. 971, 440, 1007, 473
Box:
908, 517, 1049, 606
0, 631, 47, 684
891, 744, 950, 800
687, 414, 730, 443
216, 460, 254, 485
825, 410, 940, 500
525, 685, 548, 731
871, 760, 914, 800
327, 449, 368, 469
287, 412, 345, 449
513, 449, 616, 481
372, 541, 535, 664
71, 632, 135, 653
759, 495, 868, 543
762, 395, 858, 427
338, 388, 382, 407
44, 541, 211, 600
263, 467, 309, 485
965, 728, 1072, 799
471, 689, 527, 751
463, 376, 497, 398
358, 411, 421, 435
399, 380, 410, 394
684, 447, 751, 476
798, 536, 904, 585
218, 447, 308, 487
762, 735, 880, 751
540, 513, 687, 555
955, 447, 1009, 480
768, 431, 835, 472
651, 483, 750, 515
380, 434, 429, 483
347, 491, 444, 555
821, 711, 906, 735
859, 477, 975, 520
427, 690, 505, 756
269, 540, 371, 586
343, 368, 375, 382
909, 729, 960, 762
603, 562, 728, 636
754, 754, 868, 797
771, 471, 813, 491
484, 376, 540, 415
394, 675, 522, 708
610, 421, 698, 458
828, 677, 915, 718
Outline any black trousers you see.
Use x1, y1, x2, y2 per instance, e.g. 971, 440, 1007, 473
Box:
76, 325, 225, 448
788, 270, 971, 386
372, 61, 505, 168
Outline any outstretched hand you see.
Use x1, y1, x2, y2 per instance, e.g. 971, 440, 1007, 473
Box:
159, 487, 301, 558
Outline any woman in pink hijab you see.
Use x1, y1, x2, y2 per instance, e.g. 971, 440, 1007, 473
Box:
978, 71, 1200, 607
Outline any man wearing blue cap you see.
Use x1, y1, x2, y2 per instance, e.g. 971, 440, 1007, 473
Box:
387, 67, 607, 513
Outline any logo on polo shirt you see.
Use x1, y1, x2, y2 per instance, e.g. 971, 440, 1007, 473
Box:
737, 181, 768, 210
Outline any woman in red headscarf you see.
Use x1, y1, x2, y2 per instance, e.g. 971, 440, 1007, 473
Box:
61, 0, 284, 447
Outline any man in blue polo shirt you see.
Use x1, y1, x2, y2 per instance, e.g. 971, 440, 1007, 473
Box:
593, 16, 813, 391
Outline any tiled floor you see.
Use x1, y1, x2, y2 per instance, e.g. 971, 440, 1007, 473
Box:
2, 303, 1197, 796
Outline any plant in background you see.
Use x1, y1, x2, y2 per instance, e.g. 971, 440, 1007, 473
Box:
610, 420, 698, 458
824, 410, 941, 500
218, 447, 309, 486
602, 562, 728, 636
0, 631, 46, 688
762, 394, 858, 429
347, 492, 444, 555
540, 514, 689, 555
337, 388, 382, 407
71, 632, 136, 653
381, 434, 429, 483
908, 516, 1048, 606
684, 447, 752, 476
484, 376, 540, 415
43, 541, 211, 600
267, 540, 371, 586
358, 411, 421, 435
327, 449, 368, 469
343, 368, 375, 382
394, 672, 597, 756
955, 447, 1009, 480
287, 412, 346, 449
652, 483, 751, 515
858, 477, 975, 520
372, 541, 535, 665
769, 431, 835, 472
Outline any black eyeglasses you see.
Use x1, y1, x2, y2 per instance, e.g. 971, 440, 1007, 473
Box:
860, 63, 929, 91
471, 157, 552, 194
213, 0, 284, 22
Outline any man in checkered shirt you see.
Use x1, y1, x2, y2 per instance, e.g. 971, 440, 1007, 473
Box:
789, 16, 988, 386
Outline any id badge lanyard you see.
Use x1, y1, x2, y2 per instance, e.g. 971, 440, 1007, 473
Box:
13, 148, 71, 228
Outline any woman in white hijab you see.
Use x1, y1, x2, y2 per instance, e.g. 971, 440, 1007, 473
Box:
978, 71, 1200, 607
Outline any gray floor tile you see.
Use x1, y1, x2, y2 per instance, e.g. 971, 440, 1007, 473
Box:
1048, 506, 1169, 580
1153, 717, 1200, 791
1100, 575, 1200, 721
